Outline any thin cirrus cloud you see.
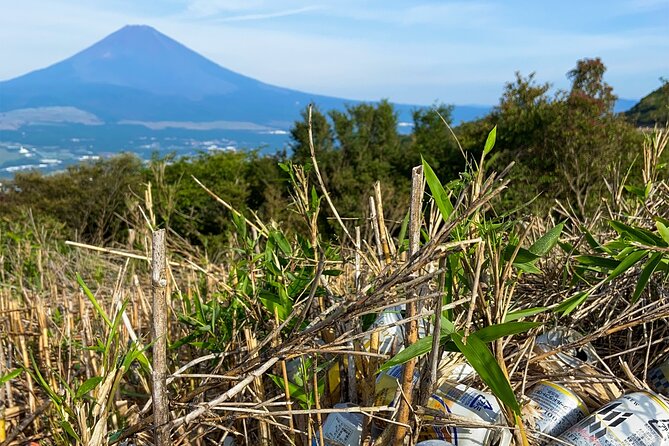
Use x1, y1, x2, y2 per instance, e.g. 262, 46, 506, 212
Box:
212, 6, 325, 23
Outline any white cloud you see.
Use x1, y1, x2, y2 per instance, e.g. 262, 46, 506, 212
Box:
214, 6, 324, 22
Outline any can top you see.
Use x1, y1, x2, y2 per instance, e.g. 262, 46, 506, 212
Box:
535, 380, 589, 415
535, 327, 597, 367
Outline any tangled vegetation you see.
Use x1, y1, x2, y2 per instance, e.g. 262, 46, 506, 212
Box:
0, 59, 668, 446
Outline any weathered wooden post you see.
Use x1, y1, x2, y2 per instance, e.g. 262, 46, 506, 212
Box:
393, 165, 424, 445
151, 229, 169, 445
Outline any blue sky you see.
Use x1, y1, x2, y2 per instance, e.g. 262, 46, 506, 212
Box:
1, 0, 667, 105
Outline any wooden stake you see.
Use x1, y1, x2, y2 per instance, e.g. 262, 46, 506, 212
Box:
151, 229, 170, 446
393, 165, 424, 445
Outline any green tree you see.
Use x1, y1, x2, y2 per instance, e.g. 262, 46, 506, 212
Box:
1, 154, 143, 243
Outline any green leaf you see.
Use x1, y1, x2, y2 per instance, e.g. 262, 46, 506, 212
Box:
379, 335, 443, 372
504, 307, 548, 322
271, 230, 292, 256
483, 125, 497, 155
76, 274, 112, 327
503, 245, 540, 264
574, 255, 620, 270
631, 252, 663, 303
624, 184, 647, 198
451, 332, 520, 415
422, 157, 454, 220
657, 222, 669, 245
582, 227, 609, 254
268, 373, 322, 409
0, 368, 22, 385
76, 376, 103, 400
529, 222, 564, 256
60, 420, 81, 442
554, 291, 590, 316
610, 221, 666, 247
380, 321, 538, 372
473, 321, 542, 341
513, 262, 542, 275
605, 249, 648, 283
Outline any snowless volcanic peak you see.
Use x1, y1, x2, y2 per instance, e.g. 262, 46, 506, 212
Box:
15, 24, 265, 98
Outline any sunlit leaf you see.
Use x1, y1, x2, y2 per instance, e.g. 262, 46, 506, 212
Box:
529, 222, 564, 256
631, 252, 663, 303
422, 157, 454, 220
452, 332, 520, 415
483, 125, 497, 155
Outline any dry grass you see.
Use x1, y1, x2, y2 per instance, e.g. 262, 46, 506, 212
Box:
1, 128, 668, 446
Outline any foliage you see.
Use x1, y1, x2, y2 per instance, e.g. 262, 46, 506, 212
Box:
626, 78, 669, 127
0, 154, 143, 243
458, 59, 644, 216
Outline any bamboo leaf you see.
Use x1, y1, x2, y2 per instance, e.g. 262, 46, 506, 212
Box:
422, 157, 454, 220
574, 255, 620, 270
529, 222, 564, 256
76, 376, 103, 400
0, 368, 22, 385
504, 307, 548, 322
474, 321, 542, 341
610, 221, 666, 247
582, 227, 609, 254
657, 221, 669, 245
483, 125, 497, 155
61, 420, 81, 442
554, 291, 590, 316
605, 249, 648, 283
503, 245, 540, 264
76, 273, 112, 328
631, 252, 663, 303
451, 332, 520, 415
513, 261, 542, 274
379, 335, 444, 372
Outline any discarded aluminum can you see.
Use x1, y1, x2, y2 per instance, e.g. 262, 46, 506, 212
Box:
421, 383, 512, 446
313, 403, 363, 446
526, 381, 589, 442
364, 308, 404, 355
648, 359, 669, 397
549, 391, 669, 446
438, 358, 477, 383
374, 364, 420, 407
534, 327, 597, 368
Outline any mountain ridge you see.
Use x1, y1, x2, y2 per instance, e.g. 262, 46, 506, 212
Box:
0, 25, 493, 126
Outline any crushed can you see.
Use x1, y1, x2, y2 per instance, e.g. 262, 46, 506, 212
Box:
313, 403, 363, 446
416, 441, 455, 446
649, 359, 669, 397
534, 327, 598, 368
421, 383, 512, 446
548, 391, 669, 445
526, 381, 589, 443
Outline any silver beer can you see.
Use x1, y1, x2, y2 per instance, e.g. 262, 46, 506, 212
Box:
549, 391, 669, 446
526, 381, 589, 442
